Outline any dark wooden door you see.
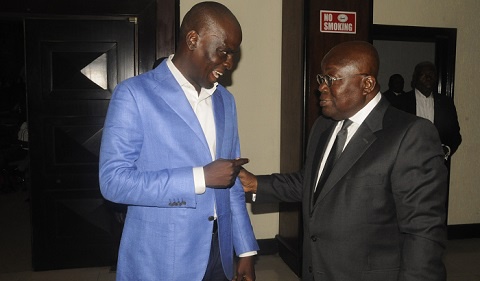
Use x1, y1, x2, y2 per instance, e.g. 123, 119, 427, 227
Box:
25, 18, 135, 270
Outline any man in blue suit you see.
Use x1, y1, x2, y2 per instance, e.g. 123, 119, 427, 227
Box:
99, 2, 259, 280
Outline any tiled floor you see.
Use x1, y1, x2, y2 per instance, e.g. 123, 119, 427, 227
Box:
1, 190, 480, 281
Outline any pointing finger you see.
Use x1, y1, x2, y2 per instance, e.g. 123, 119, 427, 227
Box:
234, 158, 249, 166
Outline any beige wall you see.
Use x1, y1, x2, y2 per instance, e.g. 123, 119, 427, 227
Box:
180, 0, 480, 239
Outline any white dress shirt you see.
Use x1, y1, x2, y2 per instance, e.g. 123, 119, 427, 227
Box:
166, 55, 216, 195
167, 55, 257, 257
415, 88, 435, 123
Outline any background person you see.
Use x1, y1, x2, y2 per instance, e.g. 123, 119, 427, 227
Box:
394, 61, 462, 160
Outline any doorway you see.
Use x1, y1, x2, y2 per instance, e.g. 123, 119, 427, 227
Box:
372, 24, 458, 224
372, 24, 457, 98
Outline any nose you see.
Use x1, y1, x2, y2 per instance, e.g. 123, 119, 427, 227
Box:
318, 81, 328, 93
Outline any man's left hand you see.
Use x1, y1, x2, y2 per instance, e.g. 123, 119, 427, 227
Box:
233, 256, 255, 281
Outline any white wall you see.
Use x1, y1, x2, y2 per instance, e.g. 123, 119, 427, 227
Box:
180, 0, 282, 239
180, 0, 480, 240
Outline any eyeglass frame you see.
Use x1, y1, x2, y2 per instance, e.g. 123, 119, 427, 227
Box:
316, 73, 369, 87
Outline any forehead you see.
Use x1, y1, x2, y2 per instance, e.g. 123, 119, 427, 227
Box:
321, 58, 357, 75
418, 65, 436, 73
205, 24, 241, 50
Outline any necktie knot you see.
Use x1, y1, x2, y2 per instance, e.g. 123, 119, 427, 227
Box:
341, 119, 353, 131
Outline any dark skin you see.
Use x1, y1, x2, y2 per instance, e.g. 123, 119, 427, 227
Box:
172, 6, 254, 281
389, 74, 404, 93
412, 62, 437, 97
240, 41, 381, 197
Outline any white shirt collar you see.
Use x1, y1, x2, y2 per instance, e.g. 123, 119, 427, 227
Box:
348, 92, 382, 126
166, 54, 217, 97
415, 88, 434, 100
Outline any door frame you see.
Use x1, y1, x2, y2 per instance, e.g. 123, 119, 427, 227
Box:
372, 24, 457, 99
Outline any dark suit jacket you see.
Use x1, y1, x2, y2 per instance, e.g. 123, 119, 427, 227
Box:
394, 90, 462, 155
382, 89, 403, 107
256, 97, 448, 281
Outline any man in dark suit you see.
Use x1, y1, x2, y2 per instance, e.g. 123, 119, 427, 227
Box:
382, 73, 405, 106
240, 41, 447, 281
395, 61, 462, 160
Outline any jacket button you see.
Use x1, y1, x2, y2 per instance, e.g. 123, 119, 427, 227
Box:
310, 235, 317, 242
208, 216, 215, 221
308, 266, 313, 272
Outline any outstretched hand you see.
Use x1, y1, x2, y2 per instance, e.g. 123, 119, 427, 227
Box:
204, 158, 249, 188
238, 168, 258, 193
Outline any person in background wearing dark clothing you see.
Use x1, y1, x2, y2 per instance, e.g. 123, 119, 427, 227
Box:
394, 61, 462, 160
382, 73, 405, 106
99, 2, 259, 280
239, 41, 448, 281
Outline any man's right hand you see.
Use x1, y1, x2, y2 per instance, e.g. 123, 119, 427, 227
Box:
238, 168, 258, 193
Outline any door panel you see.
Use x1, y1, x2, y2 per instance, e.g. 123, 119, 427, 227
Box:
25, 19, 134, 270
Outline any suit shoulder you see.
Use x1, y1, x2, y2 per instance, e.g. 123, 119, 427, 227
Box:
384, 106, 438, 135
385, 105, 421, 126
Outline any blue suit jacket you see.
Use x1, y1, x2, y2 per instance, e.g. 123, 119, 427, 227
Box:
99, 61, 258, 280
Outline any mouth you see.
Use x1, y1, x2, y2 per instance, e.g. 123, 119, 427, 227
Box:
212, 70, 224, 79
319, 93, 331, 107
319, 99, 331, 107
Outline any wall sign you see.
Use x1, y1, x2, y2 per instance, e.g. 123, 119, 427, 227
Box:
320, 10, 357, 34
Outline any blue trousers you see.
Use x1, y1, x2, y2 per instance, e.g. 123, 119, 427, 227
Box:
202, 222, 229, 281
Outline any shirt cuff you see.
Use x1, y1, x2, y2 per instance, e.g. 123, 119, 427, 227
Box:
193, 167, 206, 194
239, 251, 257, 257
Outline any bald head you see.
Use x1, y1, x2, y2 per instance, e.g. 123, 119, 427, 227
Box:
179, 2, 241, 42
322, 41, 379, 79
318, 41, 381, 120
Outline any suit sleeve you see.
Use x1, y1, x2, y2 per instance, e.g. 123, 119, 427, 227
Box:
391, 118, 448, 281
255, 170, 304, 203
439, 96, 462, 155
99, 81, 197, 208
226, 97, 259, 255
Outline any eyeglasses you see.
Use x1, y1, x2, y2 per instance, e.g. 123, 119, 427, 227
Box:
316, 73, 369, 87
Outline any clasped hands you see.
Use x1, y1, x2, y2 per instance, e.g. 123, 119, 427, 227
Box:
204, 158, 249, 188
203, 158, 258, 192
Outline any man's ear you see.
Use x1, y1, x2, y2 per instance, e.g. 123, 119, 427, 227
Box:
363, 75, 377, 95
186, 30, 199, 50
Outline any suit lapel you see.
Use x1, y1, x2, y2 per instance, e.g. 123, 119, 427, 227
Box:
152, 63, 210, 153
212, 90, 225, 159
313, 98, 388, 206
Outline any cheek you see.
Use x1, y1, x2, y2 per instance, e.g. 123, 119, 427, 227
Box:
331, 87, 362, 112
